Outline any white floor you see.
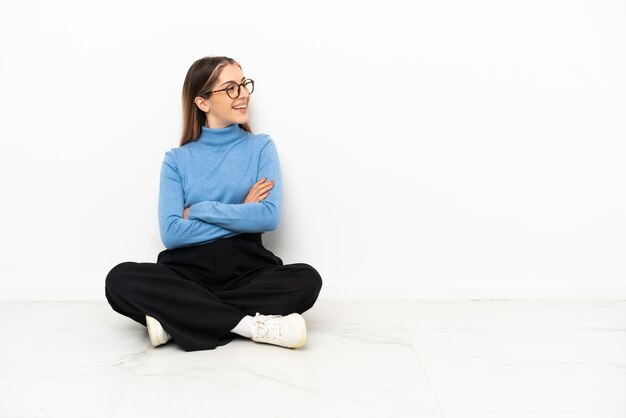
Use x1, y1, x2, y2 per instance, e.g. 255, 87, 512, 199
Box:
1, 299, 625, 418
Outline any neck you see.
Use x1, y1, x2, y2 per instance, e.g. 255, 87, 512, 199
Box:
197, 123, 245, 146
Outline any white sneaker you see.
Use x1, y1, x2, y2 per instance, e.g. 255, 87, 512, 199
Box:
249, 312, 307, 348
145, 314, 172, 347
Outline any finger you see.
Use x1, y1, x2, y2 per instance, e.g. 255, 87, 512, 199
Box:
252, 183, 273, 194
250, 179, 266, 191
251, 188, 267, 199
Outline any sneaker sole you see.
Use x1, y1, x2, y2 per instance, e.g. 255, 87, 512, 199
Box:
146, 314, 167, 347
290, 313, 307, 348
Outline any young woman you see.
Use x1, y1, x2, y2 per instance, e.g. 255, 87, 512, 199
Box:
105, 56, 323, 352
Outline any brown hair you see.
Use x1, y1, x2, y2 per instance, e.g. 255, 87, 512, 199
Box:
180, 56, 252, 146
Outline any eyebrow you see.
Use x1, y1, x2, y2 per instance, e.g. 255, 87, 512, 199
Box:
220, 77, 246, 87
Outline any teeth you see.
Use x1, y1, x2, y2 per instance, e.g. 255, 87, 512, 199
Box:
233, 105, 247, 109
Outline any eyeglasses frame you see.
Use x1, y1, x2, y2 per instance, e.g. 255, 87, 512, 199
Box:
207, 79, 255, 99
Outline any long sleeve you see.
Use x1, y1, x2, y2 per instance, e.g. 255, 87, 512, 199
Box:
158, 151, 238, 250
187, 137, 282, 232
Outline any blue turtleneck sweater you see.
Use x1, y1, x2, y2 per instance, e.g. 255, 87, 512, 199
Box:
158, 123, 282, 250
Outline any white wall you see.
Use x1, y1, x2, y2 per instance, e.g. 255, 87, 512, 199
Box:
1, 0, 624, 300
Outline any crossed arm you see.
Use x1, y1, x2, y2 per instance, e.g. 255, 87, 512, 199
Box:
158, 139, 283, 249
182, 177, 273, 219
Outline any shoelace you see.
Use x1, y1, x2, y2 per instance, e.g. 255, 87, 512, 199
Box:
253, 313, 283, 340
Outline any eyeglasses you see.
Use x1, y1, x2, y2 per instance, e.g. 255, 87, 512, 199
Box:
207, 79, 255, 99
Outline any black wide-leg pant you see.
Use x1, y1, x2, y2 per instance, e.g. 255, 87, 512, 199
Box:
104, 233, 323, 352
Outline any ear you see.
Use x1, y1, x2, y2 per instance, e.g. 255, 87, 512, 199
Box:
194, 96, 210, 113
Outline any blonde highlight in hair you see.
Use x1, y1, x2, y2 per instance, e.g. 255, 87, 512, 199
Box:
180, 56, 252, 146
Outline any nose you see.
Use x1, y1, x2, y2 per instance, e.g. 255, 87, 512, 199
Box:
238, 85, 250, 100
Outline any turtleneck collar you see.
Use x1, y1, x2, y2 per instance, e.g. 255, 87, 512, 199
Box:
197, 123, 246, 146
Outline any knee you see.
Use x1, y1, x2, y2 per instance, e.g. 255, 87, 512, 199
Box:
105, 261, 136, 292
295, 263, 323, 296
291, 263, 322, 312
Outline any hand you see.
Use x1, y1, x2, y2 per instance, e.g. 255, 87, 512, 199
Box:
183, 207, 190, 219
244, 177, 274, 204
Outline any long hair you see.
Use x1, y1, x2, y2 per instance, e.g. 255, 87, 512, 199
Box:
180, 56, 252, 146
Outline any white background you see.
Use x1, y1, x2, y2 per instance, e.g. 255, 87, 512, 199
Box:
1, 0, 624, 300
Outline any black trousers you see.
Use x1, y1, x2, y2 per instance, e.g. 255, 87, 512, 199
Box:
105, 233, 323, 352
